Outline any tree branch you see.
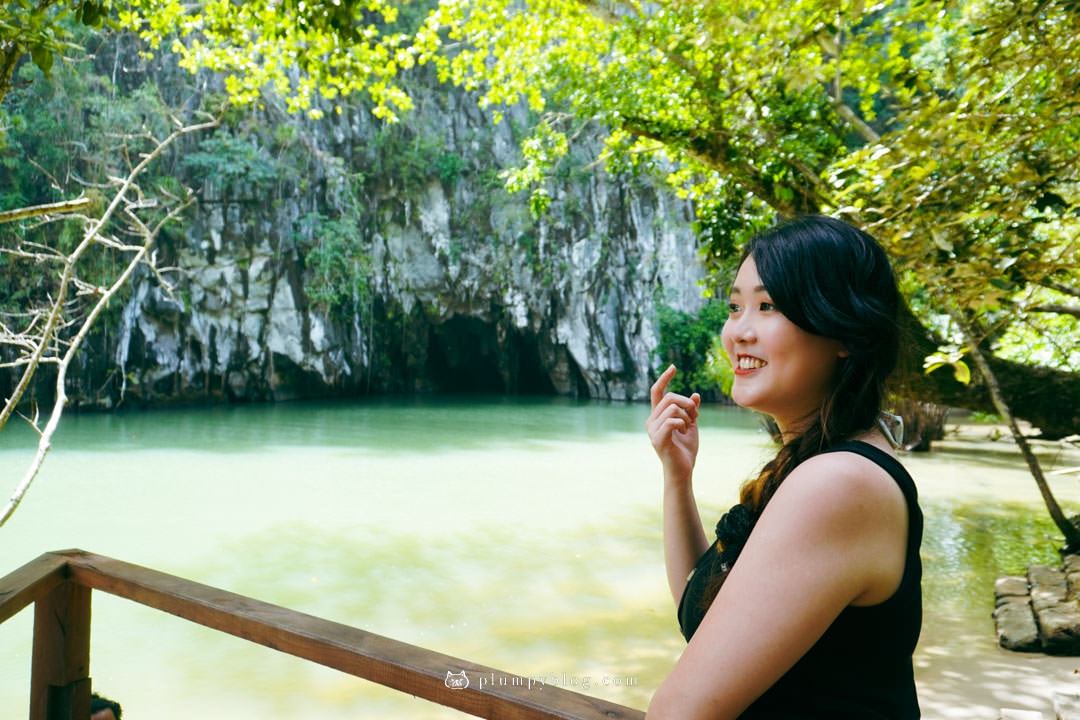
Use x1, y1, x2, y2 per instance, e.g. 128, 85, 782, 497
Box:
0, 197, 92, 224
0, 114, 219, 528
819, 18, 881, 145
1030, 303, 1080, 319
1042, 280, 1080, 299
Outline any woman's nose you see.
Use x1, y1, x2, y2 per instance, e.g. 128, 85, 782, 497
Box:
730, 315, 756, 343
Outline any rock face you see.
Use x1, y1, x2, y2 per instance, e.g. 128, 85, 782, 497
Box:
65, 65, 708, 408
994, 555, 1080, 654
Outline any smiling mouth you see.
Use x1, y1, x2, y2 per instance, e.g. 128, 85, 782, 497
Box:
737, 356, 767, 370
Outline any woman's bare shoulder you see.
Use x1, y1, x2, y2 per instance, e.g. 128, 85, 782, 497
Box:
782, 445, 906, 506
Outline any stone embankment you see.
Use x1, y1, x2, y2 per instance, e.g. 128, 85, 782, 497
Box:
995, 555, 1080, 720
995, 555, 1080, 654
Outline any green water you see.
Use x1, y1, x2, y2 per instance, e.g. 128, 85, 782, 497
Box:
1, 400, 1078, 718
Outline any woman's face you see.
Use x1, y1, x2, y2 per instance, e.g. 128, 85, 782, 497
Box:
720, 255, 848, 435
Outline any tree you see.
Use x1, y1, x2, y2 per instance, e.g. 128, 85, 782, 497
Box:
0, 0, 111, 105
116, 0, 418, 119
412, 0, 1080, 434
1, 5, 220, 525
0, 114, 217, 527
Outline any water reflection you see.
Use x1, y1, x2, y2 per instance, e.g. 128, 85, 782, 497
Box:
922, 499, 1061, 614
0, 397, 758, 454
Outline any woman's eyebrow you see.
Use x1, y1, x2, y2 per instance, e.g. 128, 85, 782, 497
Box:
728, 285, 767, 295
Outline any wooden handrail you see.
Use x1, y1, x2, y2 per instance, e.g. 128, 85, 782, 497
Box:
0, 550, 646, 720
0, 552, 67, 625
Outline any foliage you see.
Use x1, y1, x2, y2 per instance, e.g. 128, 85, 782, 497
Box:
8, 3, 1075, 373
5, 2, 1079, 416
115, 0, 420, 120
827, 1, 1080, 357
500, 120, 569, 217
367, 122, 450, 193
0, 1, 116, 112
413, 1, 1080, 331
654, 301, 731, 398
0, 44, 182, 317
182, 131, 290, 195
295, 211, 373, 313
98, 0, 1077, 414
434, 150, 465, 186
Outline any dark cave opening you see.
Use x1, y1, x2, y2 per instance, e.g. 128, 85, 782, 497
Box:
426, 317, 556, 395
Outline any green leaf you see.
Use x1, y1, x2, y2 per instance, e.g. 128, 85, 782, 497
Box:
29, 44, 53, 76
924, 353, 972, 386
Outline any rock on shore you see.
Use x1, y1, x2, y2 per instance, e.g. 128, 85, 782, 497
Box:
995, 555, 1080, 654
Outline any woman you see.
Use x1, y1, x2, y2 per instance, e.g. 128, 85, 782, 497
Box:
645, 215, 921, 719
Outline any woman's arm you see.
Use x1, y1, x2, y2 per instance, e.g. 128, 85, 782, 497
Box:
661, 469, 710, 604
647, 365, 711, 603
647, 450, 910, 720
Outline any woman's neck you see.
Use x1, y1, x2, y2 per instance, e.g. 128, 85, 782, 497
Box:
774, 415, 900, 455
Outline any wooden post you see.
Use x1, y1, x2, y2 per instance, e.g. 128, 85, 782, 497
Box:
29, 580, 92, 720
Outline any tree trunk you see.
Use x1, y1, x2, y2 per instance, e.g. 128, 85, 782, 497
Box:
949, 308, 1080, 553
894, 303, 1080, 440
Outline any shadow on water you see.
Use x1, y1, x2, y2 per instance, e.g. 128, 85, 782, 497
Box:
927, 437, 1079, 475
150, 505, 678, 714
922, 498, 1063, 616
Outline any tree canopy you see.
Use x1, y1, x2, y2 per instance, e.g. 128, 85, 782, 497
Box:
408, 0, 1080, 433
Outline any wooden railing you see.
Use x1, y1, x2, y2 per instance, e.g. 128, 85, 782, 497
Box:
0, 549, 646, 720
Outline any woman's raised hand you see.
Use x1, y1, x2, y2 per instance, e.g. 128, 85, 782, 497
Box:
646, 364, 702, 485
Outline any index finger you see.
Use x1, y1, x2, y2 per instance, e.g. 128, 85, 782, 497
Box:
650, 364, 677, 408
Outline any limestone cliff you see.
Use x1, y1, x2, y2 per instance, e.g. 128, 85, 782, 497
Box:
82, 68, 707, 406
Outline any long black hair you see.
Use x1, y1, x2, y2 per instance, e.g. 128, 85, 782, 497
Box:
703, 215, 901, 606
737, 214, 901, 511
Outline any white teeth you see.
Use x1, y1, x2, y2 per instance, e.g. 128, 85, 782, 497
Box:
738, 357, 766, 370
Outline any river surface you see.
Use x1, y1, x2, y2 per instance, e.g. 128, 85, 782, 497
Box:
2, 398, 1079, 718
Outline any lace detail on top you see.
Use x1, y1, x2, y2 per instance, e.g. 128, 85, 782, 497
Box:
714, 502, 756, 572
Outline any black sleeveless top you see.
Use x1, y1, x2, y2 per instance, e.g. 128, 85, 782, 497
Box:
676, 441, 922, 719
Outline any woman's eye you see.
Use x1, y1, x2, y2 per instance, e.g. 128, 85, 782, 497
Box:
728, 302, 742, 313
759, 302, 775, 312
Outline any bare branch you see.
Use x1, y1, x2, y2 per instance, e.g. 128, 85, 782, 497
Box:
1043, 280, 1080, 299
1, 113, 220, 528
1030, 303, 1080, 319
830, 99, 881, 144
0, 197, 93, 224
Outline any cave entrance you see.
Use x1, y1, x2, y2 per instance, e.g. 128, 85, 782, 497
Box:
426, 317, 555, 395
